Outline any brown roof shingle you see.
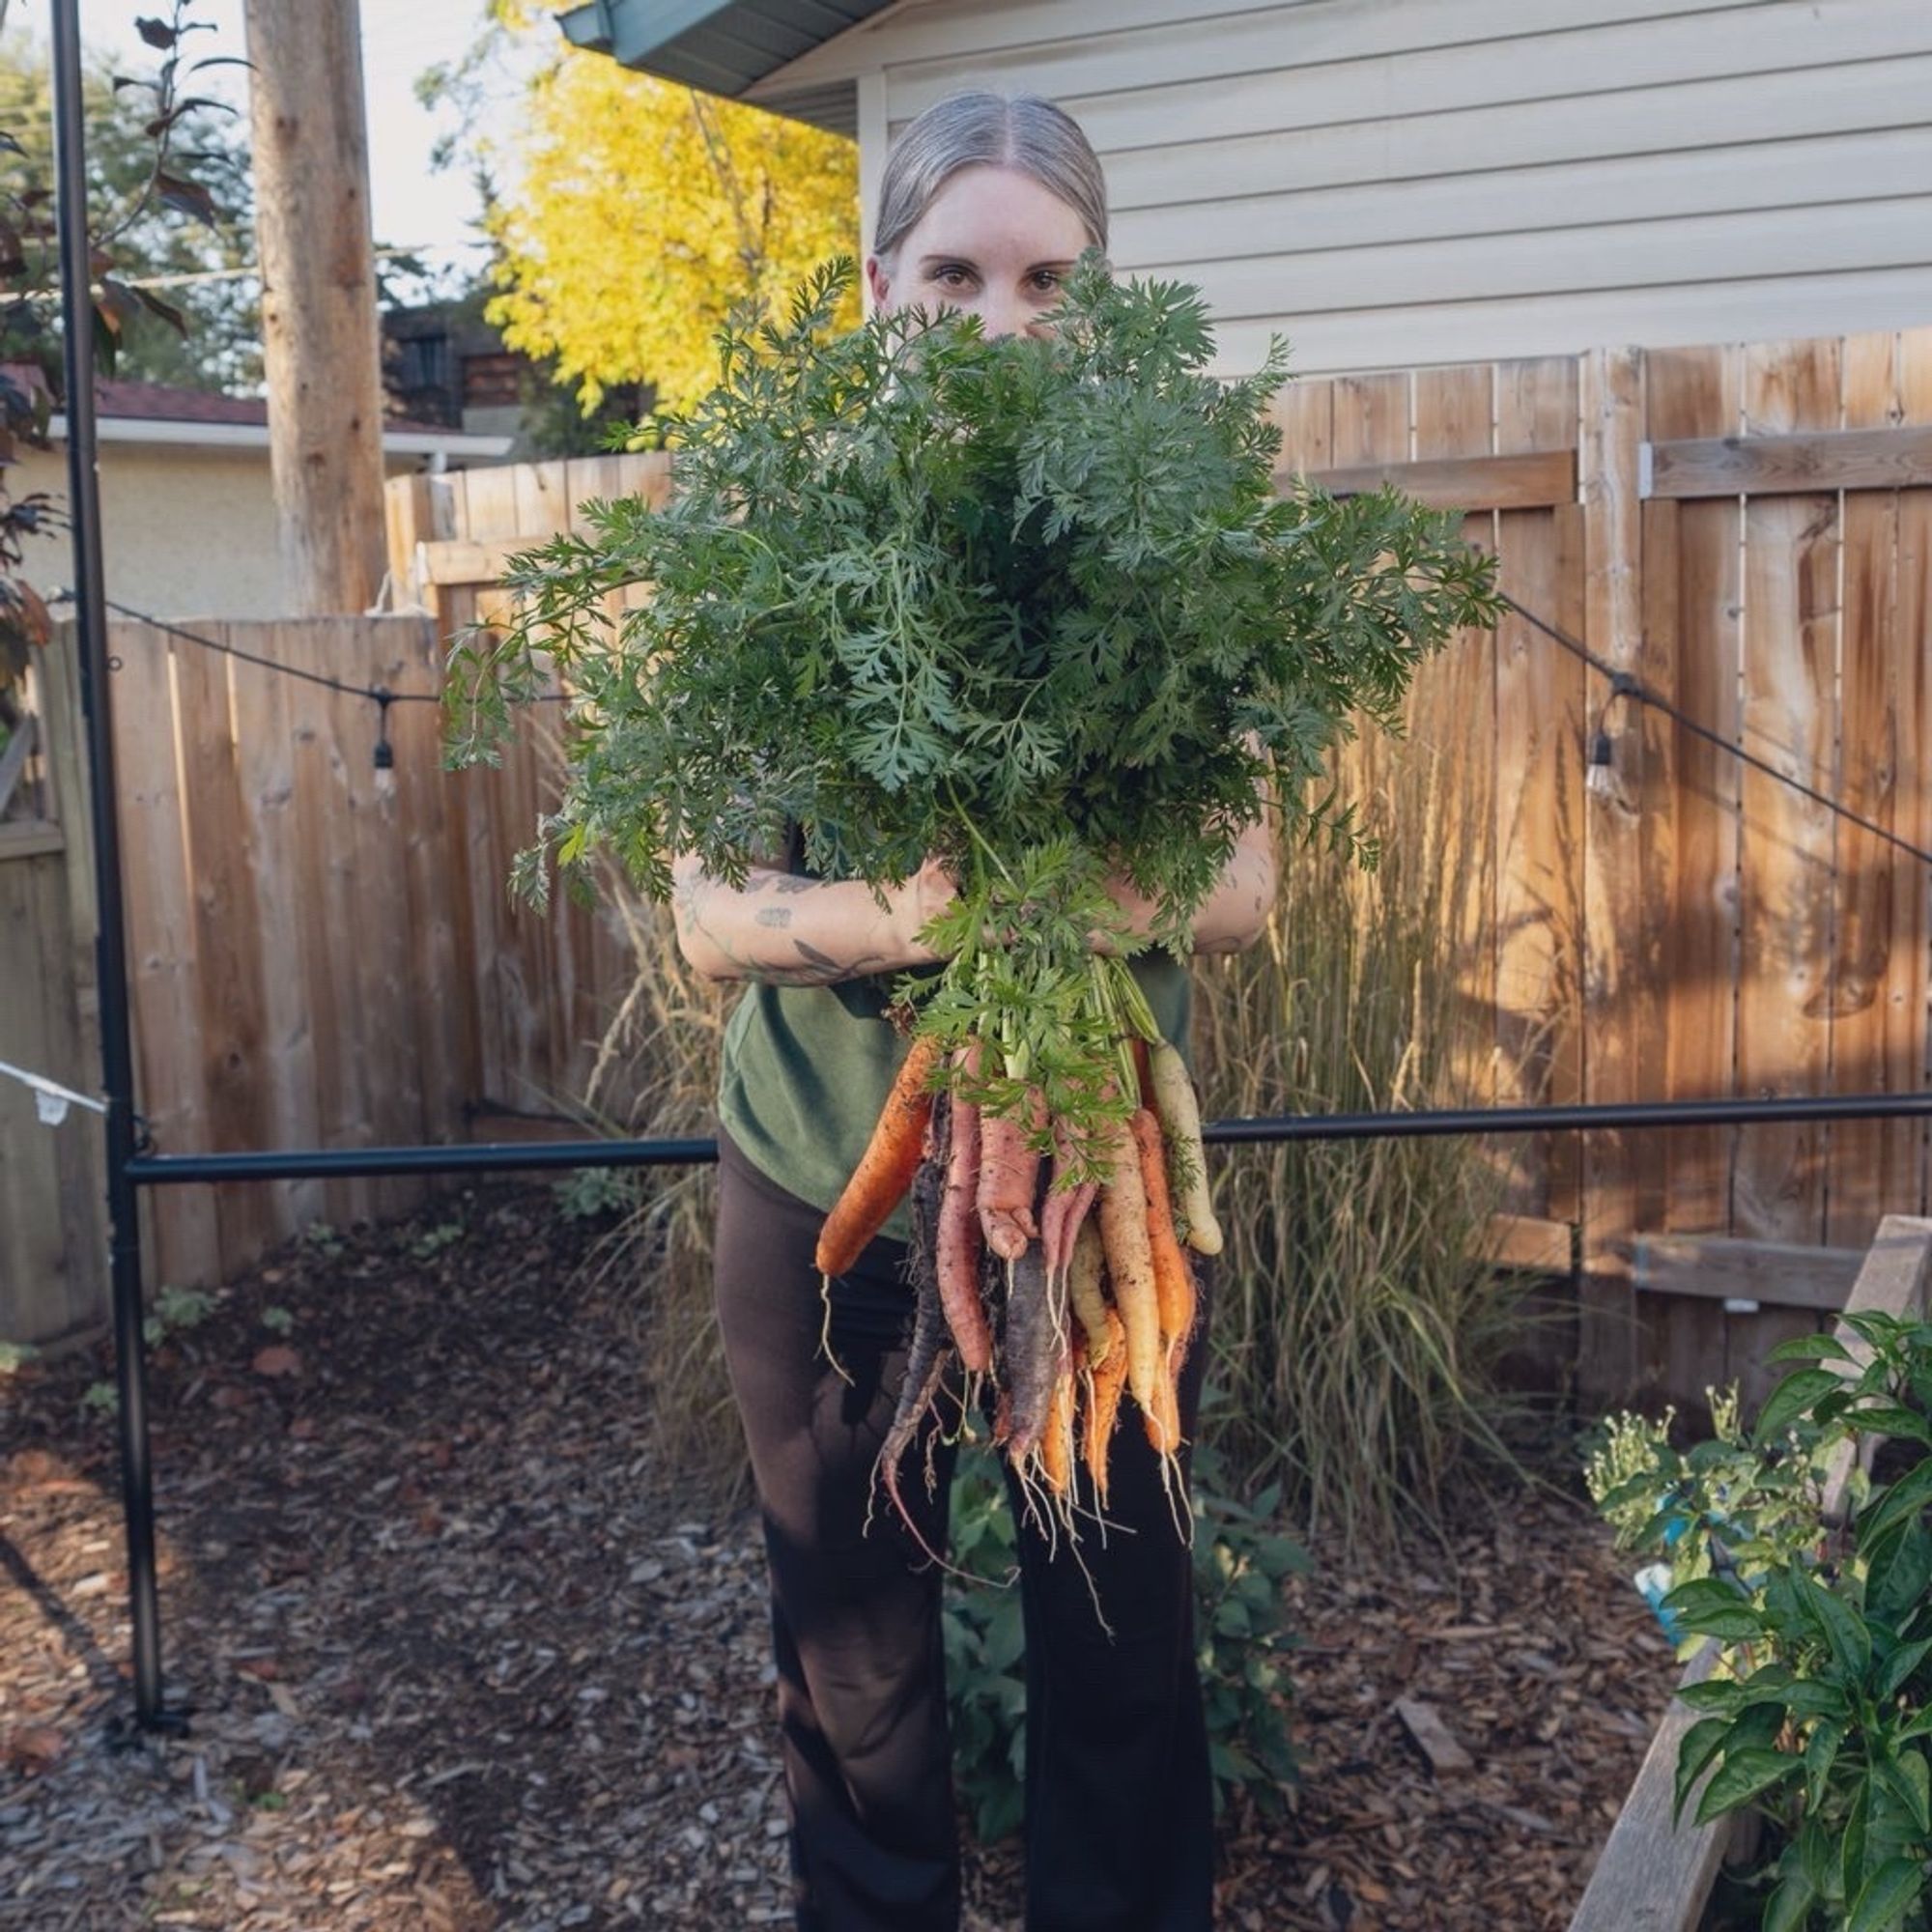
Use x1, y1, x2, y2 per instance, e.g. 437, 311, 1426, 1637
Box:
1, 361, 458, 439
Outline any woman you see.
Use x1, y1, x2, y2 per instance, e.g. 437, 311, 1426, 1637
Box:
671, 91, 1277, 1932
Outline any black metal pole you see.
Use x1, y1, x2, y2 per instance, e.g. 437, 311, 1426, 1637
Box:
119, 1086, 1932, 1185
50, 0, 179, 1735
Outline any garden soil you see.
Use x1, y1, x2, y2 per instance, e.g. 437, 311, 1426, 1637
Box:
2, 1184, 1678, 1930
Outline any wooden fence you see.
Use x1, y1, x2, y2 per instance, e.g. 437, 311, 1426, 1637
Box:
0, 611, 641, 1322
6, 322, 1928, 1406
1, 636, 105, 1345
1269, 332, 1932, 1413
386, 327, 1932, 1414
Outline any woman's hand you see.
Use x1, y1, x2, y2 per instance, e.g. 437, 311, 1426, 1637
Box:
1089, 817, 1278, 957
1089, 872, 1159, 957
887, 853, 960, 964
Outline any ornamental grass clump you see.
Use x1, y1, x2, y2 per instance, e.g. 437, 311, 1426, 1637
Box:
448, 251, 1501, 1552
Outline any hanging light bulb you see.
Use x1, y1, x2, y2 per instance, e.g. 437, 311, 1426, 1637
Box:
1586, 672, 1641, 805
1585, 726, 1617, 800
372, 690, 396, 802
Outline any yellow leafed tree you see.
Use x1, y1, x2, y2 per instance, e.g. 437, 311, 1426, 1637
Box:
485, 37, 860, 418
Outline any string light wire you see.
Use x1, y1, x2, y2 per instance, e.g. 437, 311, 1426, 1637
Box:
47, 586, 1932, 871
1500, 591, 1932, 873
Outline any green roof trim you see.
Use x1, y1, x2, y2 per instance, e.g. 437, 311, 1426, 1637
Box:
555, 0, 895, 133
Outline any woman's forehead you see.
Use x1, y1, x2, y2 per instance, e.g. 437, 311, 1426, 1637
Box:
907, 166, 1092, 259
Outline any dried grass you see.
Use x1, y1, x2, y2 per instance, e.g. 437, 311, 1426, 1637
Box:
1192, 727, 1571, 1559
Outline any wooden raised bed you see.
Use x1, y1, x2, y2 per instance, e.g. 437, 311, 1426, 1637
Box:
1568, 1213, 1932, 1932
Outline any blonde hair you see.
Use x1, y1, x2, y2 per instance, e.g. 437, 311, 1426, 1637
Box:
872, 90, 1109, 270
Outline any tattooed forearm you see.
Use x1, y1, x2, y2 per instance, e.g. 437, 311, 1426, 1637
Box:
668, 855, 907, 984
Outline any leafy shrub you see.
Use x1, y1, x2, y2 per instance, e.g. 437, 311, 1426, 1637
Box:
1585, 1311, 1932, 1931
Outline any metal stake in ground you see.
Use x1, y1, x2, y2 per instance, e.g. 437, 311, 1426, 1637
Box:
50, 0, 183, 1737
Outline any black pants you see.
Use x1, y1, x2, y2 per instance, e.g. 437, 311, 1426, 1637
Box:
714, 1128, 1216, 1932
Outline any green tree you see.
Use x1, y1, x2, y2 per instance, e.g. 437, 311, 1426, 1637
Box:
0, 23, 258, 392
0, 0, 242, 700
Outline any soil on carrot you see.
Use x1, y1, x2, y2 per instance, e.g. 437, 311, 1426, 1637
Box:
1, 1184, 1676, 1931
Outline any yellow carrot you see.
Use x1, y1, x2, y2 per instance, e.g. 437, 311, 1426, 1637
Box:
1149, 1039, 1222, 1257
1096, 1118, 1161, 1416
1067, 1217, 1114, 1366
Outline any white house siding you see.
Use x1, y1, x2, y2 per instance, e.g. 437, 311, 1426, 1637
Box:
12, 441, 426, 621
750, 0, 1932, 379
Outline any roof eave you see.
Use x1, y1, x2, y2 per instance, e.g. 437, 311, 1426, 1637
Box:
555, 0, 882, 135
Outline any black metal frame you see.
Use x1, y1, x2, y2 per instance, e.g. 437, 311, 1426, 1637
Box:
46, 0, 1932, 1734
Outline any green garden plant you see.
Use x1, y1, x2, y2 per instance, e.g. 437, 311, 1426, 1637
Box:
942, 1405, 1307, 1844
1586, 1312, 1932, 1932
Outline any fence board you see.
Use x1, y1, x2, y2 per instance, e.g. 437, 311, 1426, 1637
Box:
1904, 330, 1932, 1224
1413, 365, 1498, 1132
1736, 339, 1840, 1251
173, 637, 277, 1266
457, 465, 569, 1116
112, 627, 221, 1286
1495, 355, 1582, 1221
1828, 333, 1914, 1248
303, 619, 425, 1226
387, 619, 473, 1148
284, 626, 377, 1235
226, 624, 325, 1236
0, 850, 92, 1339
1730, 335, 1844, 1407
1642, 346, 1735, 1409
1579, 346, 1648, 1400
1330, 372, 1409, 825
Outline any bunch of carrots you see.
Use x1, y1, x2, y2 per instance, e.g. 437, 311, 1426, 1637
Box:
814, 1025, 1223, 1549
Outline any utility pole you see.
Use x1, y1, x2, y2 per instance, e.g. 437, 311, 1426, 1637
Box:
244, 0, 387, 615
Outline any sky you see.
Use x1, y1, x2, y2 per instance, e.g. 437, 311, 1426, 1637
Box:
83, 0, 547, 270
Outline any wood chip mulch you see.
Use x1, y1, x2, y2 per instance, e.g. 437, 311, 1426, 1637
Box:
1, 1184, 1679, 1931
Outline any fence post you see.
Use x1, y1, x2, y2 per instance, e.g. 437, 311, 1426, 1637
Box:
1579, 346, 1649, 1404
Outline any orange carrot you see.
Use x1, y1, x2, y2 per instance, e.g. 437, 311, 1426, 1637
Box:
1096, 1118, 1160, 1416
1039, 1365, 1075, 1495
977, 1085, 1044, 1262
1082, 1308, 1129, 1504
1129, 1108, 1198, 1348
815, 1034, 943, 1276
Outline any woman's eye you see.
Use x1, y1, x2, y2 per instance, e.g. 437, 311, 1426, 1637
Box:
933, 266, 973, 290
1031, 271, 1062, 295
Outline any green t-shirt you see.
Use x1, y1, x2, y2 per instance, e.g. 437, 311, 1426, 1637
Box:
716, 878, 1193, 1247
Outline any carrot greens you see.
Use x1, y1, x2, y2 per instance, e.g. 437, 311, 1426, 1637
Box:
447, 249, 1499, 1175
